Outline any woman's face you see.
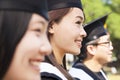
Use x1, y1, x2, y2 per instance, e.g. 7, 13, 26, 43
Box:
49, 7, 86, 55
4, 13, 52, 80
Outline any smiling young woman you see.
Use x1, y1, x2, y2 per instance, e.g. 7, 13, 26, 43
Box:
40, 0, 86, 80
0, 0, 51, 80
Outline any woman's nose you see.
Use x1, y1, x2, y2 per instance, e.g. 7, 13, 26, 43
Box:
40, 36, 52, 55
81, 27, 87, 38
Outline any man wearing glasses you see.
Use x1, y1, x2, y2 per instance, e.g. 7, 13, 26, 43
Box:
69, 14, 113, 80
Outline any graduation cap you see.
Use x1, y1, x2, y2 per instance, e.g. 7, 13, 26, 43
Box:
47, 0, 83, 11
83, 14, 109, 44
0, 0, 48, 20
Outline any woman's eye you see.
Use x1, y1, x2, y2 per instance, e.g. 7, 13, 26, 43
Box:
35, 29, 41, 32
33, 28, 42, 37
76, 21, 81, 25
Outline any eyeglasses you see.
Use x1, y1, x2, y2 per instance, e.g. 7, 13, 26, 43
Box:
86, 40, 112, 48
96, 41, 112, 48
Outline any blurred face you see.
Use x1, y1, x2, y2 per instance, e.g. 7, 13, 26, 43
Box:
4, 14, 52, 80
95, 35, 113, 64
49, 8, 86, 55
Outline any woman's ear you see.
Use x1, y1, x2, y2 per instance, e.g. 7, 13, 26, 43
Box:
48, 22, 56, 34
86, 45, 96, 55
48, 26, 54, 34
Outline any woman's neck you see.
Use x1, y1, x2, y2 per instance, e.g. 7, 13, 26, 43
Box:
51, 41, 65, 65
53, 49, 64, 65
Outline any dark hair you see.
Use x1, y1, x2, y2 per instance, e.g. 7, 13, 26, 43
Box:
46, 8, 74, 80
46, 54, 74, 80
78, 38, 100, 62
0, 11, 32, 79
78, 44, 88, 62
47, 8, 70, 40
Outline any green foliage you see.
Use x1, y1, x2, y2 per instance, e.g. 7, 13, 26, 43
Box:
108, 13, 120, 39
109, 0, 120, 13
82, 0, 111, 22
82, 0, 120, 39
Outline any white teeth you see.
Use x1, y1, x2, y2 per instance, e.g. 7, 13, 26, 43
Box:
31, 61, 40, 67
75, 40, 81, 44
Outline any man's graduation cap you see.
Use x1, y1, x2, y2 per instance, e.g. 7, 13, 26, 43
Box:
0, 0, 48, 20
83, 14, 109, 44
47, 0, 83, 11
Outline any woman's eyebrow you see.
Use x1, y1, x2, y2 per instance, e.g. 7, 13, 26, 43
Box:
76, 16, 84, 21
30, 20, 46, 26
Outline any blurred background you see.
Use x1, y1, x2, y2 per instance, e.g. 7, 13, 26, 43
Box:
66, 0, 120, 80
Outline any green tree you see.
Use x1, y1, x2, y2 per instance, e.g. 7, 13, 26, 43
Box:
82, 0, 120, 39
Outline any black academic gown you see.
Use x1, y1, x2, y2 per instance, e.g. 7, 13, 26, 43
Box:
69, 61, 108, 80
40, 62, 68, 80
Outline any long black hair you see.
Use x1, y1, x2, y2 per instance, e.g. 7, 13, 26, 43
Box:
0, 11, 32, 79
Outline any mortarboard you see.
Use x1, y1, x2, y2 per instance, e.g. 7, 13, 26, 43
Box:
47, 0, 83, 11
83, 14, 109, 44
0, 0, 49, 20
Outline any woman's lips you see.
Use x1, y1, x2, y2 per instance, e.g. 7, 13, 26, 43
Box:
29, 59, 42, 72
75, 40, 82, 48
